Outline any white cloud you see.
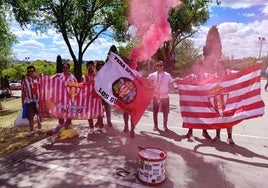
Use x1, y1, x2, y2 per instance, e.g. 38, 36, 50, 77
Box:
242, 13, 255, 17
11, 24, 117, 61
220, 0, 268, 9
262, 4, 268, 15
17, 39, 45, 48
194, 19, 268, 59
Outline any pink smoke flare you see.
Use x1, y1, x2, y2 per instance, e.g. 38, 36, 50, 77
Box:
128, 0, 181, 69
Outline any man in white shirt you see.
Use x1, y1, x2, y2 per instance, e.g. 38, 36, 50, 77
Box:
147, 60, 173, 131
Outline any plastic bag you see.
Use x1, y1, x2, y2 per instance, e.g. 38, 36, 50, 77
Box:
22, 103, 28, 119
14, 111, 29, 127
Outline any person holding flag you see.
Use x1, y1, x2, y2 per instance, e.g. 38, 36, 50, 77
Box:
211, 63, 238, 145
21, 65, 44, 137
121, 57, 137, 138
95, 60, 113, 128
53, 63, 77, 133
174, 61, 212, 140
82, 61, 106, 135
147, 60, 174, 132
95, 52, 154, 136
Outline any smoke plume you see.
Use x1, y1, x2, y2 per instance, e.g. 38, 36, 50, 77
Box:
128, 0, 181, 69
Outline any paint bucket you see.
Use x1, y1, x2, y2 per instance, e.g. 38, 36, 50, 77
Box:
137, 147, 167, 186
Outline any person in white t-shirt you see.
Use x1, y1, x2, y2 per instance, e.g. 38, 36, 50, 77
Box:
147, 60, 174, 131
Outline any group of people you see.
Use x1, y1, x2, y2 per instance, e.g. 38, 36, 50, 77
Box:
146, 60, 236, 145
21, 60, 113, 137
21, 56, 236, 145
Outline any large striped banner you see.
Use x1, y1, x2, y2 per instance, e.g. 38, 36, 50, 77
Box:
177, 63, 265, 129
39, 74, 102, 119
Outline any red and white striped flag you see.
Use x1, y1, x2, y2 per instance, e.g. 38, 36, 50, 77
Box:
39, 74, 102, 119
177, 63, 265, 129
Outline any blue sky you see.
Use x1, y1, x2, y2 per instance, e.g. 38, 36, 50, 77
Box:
11, 0, 268, 62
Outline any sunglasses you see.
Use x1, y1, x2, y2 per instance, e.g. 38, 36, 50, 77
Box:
63, 66, 70, 69
27, 70, 34, 73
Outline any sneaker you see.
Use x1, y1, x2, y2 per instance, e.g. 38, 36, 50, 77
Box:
123, 126, 129, 133
37, 129, 46, 135
130, 131, 135, 138
88, 128, 94, 135
107, 122, 113, 128
100, 127, 107, 133
227, 138, 235, 145
53, 124, 62, 134
63, 123, 70, 129
202, 131, 212, 140
27, 131, 35, 137
212, 136, 221, 142
153, 127, 158, 131
185, 132, 193, 139
163, 126, 168, 132
46, 129, 54, 136
94, 121, 100, 127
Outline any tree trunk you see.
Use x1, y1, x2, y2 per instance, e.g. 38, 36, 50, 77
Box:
74, 61, 82, 82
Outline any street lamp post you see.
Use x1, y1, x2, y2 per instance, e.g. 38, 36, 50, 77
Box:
258, 37, 265, 60
25, 57, 30, 64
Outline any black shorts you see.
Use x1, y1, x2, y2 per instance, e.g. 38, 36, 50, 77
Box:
27, 102, 38, 119
153, 97, 170, 113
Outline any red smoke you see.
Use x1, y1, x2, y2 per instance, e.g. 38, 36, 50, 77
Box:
128, 0, 181, 69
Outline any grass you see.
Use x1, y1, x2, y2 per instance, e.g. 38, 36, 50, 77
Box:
0, 97, 57, 158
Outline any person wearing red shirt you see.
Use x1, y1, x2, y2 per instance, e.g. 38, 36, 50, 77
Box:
21, 65, 44, 137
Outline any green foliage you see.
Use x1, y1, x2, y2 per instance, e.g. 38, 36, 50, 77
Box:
118, 43, 135, 59
223, 57, 259, 71
174, 39, 203, 76
8, 0, 128, 81
2, 64, 25, 81
30, 60, 56, 76
0, 5, 17, 74
2, 61, 57, 81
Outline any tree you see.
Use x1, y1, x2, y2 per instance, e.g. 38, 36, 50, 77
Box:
155, 0, 221, 75
56, 55, 63, 73
8, 0, 128, 81
174, 39, 203, 76
203, 25, 222, 69
0, 4, 17, 75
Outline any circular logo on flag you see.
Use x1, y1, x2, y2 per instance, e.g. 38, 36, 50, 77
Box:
112, 77, 137, 104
